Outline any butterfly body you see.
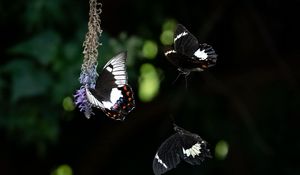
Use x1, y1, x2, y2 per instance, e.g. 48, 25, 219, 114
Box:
153, 124, 211, 175
165, 24, 218, 75
85, 52, 135, 121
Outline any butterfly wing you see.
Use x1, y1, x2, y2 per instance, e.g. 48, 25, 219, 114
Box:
166, 24, 218, 73
173, 125, 212, 165
153, 127, 212, 175
196, 43, 218, 67
85, 52, 135, 120
153, 133, 182, 175
164, 48, 194, 71
179, 133, 212, 165
165, 47, 212, 72
174, 24, 199, 57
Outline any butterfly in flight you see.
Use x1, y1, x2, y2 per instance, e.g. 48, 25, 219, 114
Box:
165, 24, 218, 76
153, 124, 212, 175
85, 51, 135, 121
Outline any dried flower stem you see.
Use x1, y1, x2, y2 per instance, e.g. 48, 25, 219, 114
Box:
75, 0, 103, 118
80, 0, 102, 87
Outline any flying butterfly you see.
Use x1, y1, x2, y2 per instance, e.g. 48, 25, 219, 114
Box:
85, 51, 135, 121
153, 124, 212, 175
165, 24, 218, 76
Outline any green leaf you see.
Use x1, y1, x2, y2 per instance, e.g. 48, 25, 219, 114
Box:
4, 59, 52, 102
51, 164, 73, 175
162, 19, 177, 31
215, 140, 229, 160
23, 0, 65, 29
63, 42, 81, 61
9, 30, 60, 65
138, 63, 160, 102
142, 40, 158, 59
62, 96, 75, 111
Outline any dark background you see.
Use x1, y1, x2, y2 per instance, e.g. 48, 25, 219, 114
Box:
0, 0, 299, 174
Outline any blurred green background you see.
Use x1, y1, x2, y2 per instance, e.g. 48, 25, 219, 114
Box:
0, 0, 299, 174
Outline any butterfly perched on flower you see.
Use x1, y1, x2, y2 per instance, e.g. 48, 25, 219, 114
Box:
153, 124, 211, 175
85, 51, 135, 121
165, 24, 218, 76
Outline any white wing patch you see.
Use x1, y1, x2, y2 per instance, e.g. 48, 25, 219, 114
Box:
112, 71, 125, 75
194, 49, 208, 60
106, 66, 113, 72
174, 31, 188, 42
102, 88, 122, 109
113, 67, 124, 71
155, 153, 168, 169
182, 143, 201, 158
115, 80, 126, 85
165, 50, 176, 56
86, 87, 122, 109
114, 75, 126, 80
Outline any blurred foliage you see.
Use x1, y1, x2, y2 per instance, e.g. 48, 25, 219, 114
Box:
160, 19, 177, 45
0, 28, 80, 153
215, 140, 229, 160
142, 40, 158, 59
51, 164, 73, 175
138, 63, 161, 102
0, 21, 158, 154
62, 97, 75, 112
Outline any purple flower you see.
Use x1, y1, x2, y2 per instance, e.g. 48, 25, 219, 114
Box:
79, 65, 98, 88
74, 85, 94, 118
74, 64, 99, 118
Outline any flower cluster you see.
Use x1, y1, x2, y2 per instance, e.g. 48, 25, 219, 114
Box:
74, 86, 94, 118
74, 0, 102, 118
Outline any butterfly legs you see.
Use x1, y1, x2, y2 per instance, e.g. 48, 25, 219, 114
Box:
172, 73, 182, 85
183, 73, 190, 89
172, 69, 190, 89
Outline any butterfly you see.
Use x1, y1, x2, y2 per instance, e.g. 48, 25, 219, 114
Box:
153, 124, 212, 175
85, 51, 135, 121
165, 24, 218, 76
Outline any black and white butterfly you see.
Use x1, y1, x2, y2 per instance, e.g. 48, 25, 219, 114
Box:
165, 24, 218, 75
85, 51, 135, 121
153, 124, 212, 175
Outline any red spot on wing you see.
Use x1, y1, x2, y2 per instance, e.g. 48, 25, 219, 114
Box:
103, 85, 135, 121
